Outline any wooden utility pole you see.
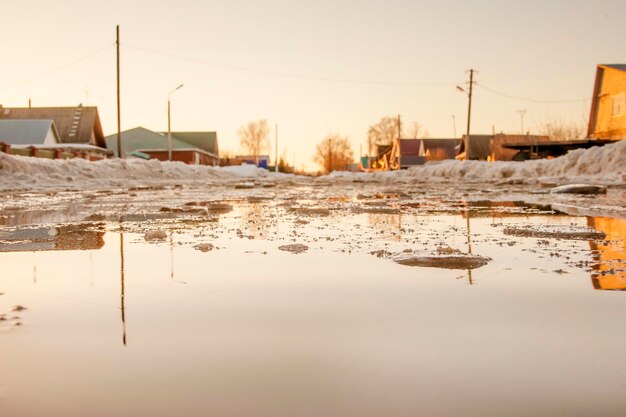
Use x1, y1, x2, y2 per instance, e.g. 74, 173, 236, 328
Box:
452, 115, 457, 139
397, 114, 402, 140
465, 69, 475, 160
275, 124, 278, 172
328, 137, 332, 173
116, 25, 122, 158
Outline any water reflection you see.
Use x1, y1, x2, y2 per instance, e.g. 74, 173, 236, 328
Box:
0, 224, 105, 252
588, 217, 626, 291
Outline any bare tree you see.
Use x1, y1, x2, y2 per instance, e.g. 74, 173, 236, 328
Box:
367, 116, 400, 155
238, 119, 270, 165
314, 134, 355, 173
406, 121, 430, 139
538, 117, 586, 141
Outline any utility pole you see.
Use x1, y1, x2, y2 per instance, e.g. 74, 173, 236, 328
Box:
397, 114, 402, 140
328, 137, 332, 173
465, 69, 475, 160
517, 109, 527, 135
116, 25, 122, 158
275, 123, 278, 172
451, 115, 457, 139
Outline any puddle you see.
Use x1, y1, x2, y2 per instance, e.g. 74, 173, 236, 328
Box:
1, 185, 625, 417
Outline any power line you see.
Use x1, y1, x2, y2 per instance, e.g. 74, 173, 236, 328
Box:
122, 43, 456, 87
0, 44, 114, 91
476, 83, 591, 104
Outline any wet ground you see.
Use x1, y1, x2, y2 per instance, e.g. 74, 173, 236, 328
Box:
1, 182, 625, 417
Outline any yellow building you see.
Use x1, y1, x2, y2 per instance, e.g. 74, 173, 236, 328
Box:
588, 64, 626, 140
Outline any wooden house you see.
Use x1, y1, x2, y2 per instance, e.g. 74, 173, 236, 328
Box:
588, 64, 626, 140
0, 106, 106, 148
393, 138, 458, 168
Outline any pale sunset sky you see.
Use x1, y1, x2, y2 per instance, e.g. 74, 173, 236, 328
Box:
1, 0, 625, 170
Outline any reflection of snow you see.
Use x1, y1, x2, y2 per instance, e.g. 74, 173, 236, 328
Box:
1, 139, 624, 191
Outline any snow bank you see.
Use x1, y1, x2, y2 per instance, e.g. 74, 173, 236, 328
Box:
404, 140, 626, 185
326, 140, 626, 186
0, 154, 286, 191
1, 140, 624, 191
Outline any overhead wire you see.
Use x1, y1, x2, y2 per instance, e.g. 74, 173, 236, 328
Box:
0, 44, 114, 92
122, 43, 456, 87
475, 83, 591, 104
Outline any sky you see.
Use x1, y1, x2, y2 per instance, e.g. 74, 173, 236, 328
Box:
1, 0, 625, 171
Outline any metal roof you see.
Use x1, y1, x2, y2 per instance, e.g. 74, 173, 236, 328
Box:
0, 106, 105, 147
0, 119, 59, 145
161, 131, 219, 156
104, 127, 194, 156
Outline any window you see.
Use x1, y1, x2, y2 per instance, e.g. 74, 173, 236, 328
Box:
612, 92, 626, 117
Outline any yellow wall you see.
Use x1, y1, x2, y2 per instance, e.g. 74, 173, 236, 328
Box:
590, 66, 626, 139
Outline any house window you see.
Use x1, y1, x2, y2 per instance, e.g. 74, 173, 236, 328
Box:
612, 92, 626, 117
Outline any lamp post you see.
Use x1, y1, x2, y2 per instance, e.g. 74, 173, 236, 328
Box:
167, 84, 184, 161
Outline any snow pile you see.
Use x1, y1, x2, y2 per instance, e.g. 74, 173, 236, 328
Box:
324, 140, 625, 185
1, 140, 624, 191
0, 153, 286, 191
404, 140, 626, 185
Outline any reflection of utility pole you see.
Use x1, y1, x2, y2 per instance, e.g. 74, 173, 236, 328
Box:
116, 25, 122, 158
517, 110, 527, 135
466, 204, 474, 285
120, 224, 127, 346
170, 232, 186, 284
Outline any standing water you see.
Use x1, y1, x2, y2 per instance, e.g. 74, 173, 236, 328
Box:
1, 183, 625, 417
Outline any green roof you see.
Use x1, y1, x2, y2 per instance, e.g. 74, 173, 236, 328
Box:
161, 131, 218, 155
104, 127, 197, 156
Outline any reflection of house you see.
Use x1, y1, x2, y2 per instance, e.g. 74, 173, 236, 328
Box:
0, 225, 105, 252
588, 64, 626, 140
393, 138, 458, 168
104, 127, 219, 166
587, 217, 626, 291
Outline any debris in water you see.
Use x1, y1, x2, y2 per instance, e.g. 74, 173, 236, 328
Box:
12, 305, 27, 312
144, 230, 168, 241
395, 255, 490, 270
194, 243, 214, 252
278, 243, 309, 254
504, 225, 606, 240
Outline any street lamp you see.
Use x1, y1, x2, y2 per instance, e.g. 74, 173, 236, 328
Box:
167, 84, 184, 161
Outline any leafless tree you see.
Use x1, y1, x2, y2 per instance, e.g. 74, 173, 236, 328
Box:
238, 119, 270, 165
367, 116, 400, 155
537, 117, 586, 141
314, 134, 355, 173
406, 121, 430, 139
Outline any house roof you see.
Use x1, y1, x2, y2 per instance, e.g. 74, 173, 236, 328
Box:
398, 138, 458, 156
0, 119, 60, 145
160, 131, 219, 155
0, 106, 105, 147
459, 135, 493, 160
600, 64, 626, 72
104, 127, 194, 156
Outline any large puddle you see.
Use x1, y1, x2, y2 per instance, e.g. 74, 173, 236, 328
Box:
1, 184, 625, 417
